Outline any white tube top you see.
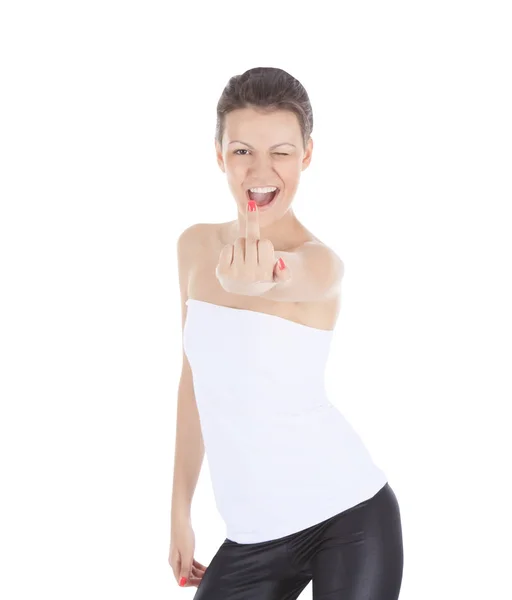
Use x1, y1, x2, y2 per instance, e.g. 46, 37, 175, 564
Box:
183, 298, 388, 544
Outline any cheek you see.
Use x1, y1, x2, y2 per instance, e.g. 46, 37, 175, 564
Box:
281, 163, 302, 183
225, 157, 246, 177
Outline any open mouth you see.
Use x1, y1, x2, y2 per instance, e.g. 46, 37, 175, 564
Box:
246, 188, 280, 209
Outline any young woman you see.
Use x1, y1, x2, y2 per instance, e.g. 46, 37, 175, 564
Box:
169, 67, 404, 599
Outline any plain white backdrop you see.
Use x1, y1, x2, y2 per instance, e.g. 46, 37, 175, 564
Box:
1, 1, 511, 598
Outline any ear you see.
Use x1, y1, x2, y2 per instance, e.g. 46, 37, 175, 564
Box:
301, 137, 313, 171
215, 140, 226, 173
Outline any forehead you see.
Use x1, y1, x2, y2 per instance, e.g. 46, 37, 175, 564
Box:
224, 107, 301, 142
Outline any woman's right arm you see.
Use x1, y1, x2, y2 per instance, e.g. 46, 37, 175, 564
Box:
171, 225, 205, 531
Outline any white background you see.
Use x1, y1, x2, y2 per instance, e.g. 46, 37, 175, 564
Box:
1, 1, 511, 598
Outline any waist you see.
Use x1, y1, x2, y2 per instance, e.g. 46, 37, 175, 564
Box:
194, 381, 332, 420
200, 404, 377, 480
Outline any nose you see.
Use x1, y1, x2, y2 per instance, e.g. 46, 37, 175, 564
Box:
247, 154, 277, 180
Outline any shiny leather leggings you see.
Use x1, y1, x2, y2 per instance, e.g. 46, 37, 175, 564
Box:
193, 483, 403, 599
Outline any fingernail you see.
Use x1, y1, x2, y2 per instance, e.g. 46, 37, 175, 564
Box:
248, 200, 257, 212
179, 577, 187, 586
278, 258, 286, 270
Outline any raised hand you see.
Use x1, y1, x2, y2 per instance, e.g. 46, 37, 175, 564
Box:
215, 200, 291, 296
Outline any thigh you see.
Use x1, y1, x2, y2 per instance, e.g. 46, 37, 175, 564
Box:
311, 483, 404, 600
193, 536, 312, 600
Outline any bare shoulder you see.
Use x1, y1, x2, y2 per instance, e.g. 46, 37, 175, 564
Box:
177, 223, 221, 295
177, 222, 217, 267
175, 224, 213, 332
289, 238, 344, 330
290, 236, 345, 292
299, 239, 344, 274
177, 222, 212, 252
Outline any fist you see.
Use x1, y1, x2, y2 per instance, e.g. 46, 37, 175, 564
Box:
215, 200, 292, 296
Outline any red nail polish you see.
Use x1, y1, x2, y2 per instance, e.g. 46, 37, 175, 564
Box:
278, 258, 285, 270
248, 200, 257, 212
179, 577, 187, 586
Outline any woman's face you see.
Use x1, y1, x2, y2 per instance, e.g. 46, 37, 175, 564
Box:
216, 107, 313, 221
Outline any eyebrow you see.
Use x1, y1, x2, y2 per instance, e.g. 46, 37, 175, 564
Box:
228, 140, 296, 149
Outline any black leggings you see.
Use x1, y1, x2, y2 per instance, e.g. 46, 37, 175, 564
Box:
193, 482, 404, 599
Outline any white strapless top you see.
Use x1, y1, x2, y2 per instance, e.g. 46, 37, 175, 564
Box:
183, 298, 388, 544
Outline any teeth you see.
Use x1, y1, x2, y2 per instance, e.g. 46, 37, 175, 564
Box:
249, 186, 278, 193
